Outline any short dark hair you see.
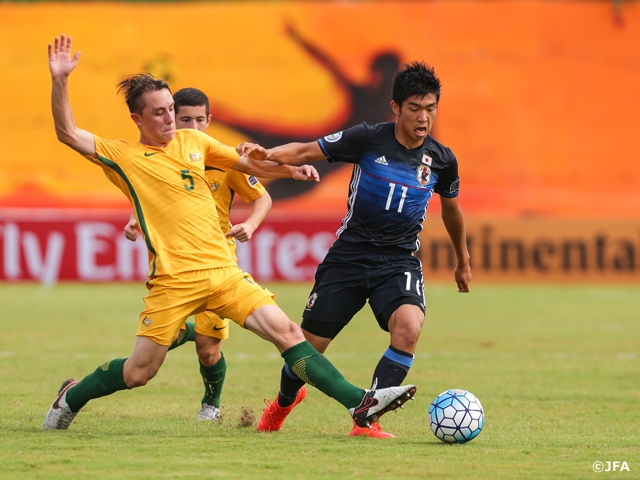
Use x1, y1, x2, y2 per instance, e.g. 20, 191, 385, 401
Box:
392, 61, 442, 106
117, 73, 171, 114
173, 88, 210, 116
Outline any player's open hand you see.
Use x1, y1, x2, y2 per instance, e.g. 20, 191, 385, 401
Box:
48, 34, 81, 79
123, 218, 139, 242
237, 142, 267, 160
293, 165, 320, 182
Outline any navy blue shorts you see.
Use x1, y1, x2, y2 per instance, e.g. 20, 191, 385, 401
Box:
301, 240, 425, 338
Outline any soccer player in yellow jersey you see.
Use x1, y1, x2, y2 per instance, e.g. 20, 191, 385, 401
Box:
124, 87, 274, 421
44, 34, 417, 432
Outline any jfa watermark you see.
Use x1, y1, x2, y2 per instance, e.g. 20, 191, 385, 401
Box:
593, 461, 630, 473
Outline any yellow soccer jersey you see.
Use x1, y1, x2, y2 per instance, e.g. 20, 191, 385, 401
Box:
86, 129, 240, 276
205, 167, 266, 253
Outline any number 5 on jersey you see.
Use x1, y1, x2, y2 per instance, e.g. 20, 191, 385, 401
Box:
181, 169, 195, 191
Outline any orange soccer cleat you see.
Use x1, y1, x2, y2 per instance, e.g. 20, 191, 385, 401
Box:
349, 420, 396, 439
256, 385, 307, 432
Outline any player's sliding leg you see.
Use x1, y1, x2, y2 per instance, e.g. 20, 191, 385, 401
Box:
258, 329, 397, 437
279, 339, 415, 428
259, 303, 421, 437
44, 336, 169, 429
244, 304, 416, 429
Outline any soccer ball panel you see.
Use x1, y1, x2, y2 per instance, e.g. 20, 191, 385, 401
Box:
443, 405, 457, 419
455, 411, 471, 428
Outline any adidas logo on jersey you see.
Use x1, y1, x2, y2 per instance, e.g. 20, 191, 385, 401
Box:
374, 155, 388, 166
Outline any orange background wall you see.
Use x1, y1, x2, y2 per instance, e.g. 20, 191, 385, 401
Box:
0, 1, 639, 218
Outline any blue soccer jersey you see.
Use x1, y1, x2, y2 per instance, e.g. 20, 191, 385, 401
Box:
318, 122, 460, 252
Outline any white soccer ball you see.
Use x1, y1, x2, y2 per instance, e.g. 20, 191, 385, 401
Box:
428, 389, 484, 443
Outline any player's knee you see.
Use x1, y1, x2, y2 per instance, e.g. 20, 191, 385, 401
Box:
124, 364, 159, 388
197, 347, 221, 366
276, 320, 306, 347
407, 326, 423, 346
195, 336, 222, 365
284, 319, 304, 338
391, 319, 423, 348
127, 376, 148, 388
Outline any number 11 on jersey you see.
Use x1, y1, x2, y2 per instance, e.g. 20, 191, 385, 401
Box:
385, 183, 408, 213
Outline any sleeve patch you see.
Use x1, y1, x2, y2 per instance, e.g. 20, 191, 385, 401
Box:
449, 179, 460, 194
323, 131, 343, 143
248, 175, 259, 186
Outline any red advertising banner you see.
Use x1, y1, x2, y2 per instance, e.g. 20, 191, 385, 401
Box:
2, 209, 639, 284
0, 209, 340, 283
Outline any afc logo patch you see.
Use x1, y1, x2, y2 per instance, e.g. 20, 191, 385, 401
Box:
417, 165, 432, 186
142, 316, 152, 327
323, 132, 343, 143
306, 292, 318, 309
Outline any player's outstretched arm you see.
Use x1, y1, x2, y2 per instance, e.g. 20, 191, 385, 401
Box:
226, 191, 272, 243
48, 34, 96, 157
265, 141, 327, 165
239, 141, 327, 166
232, 157, 320, 182
440, 196, 471, 292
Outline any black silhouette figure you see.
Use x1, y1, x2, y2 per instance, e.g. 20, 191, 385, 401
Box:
211, 25, 401, 200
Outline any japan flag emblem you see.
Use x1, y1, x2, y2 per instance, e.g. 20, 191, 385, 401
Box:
417, 165, 432, 186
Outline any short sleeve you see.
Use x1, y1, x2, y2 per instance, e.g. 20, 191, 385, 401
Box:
87, 135, 129, 165
317, 123, 371, 164
434, 149, 460, 198
226, 170, 266, 203
202, 133, 240, 170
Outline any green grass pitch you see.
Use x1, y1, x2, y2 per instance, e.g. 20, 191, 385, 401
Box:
0, 282, 638, 479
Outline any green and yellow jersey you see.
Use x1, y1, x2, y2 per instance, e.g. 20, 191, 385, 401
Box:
87, 129, 239, 276
205, 167, 266, 257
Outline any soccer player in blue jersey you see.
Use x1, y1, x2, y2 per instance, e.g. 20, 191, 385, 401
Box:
243, 61, 471, 438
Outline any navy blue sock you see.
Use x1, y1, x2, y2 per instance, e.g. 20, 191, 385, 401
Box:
277, 363, 306, 407
371, 345, 414, 389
